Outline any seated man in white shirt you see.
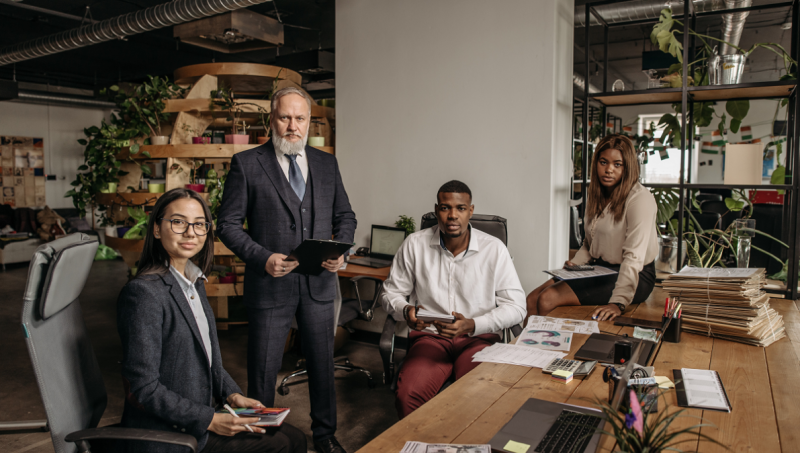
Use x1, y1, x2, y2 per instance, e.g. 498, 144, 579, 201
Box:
380, 180, 526, 419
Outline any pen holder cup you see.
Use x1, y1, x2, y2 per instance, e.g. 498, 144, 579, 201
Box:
662, 316, 682, 343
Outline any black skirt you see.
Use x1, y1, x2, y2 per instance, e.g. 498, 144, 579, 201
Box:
564, 258, 656, 306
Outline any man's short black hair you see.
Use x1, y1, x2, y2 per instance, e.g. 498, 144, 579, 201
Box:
437, 180, 472, 202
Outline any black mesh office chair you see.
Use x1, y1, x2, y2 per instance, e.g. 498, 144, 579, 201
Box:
277, 277, 376, 395
19, 233, 197, 453
378, 213, 522, 386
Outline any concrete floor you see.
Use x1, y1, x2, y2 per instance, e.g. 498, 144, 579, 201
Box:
0, 259, 401, 453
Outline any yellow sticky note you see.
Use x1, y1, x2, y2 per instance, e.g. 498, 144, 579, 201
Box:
504, 440, 531, 453
655, 376, 675, 389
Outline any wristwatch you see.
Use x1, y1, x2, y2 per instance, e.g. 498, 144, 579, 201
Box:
611, 303, 625, 313
403, 305, 413, 321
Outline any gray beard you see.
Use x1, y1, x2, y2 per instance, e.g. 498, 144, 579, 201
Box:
272, 130, 308, 155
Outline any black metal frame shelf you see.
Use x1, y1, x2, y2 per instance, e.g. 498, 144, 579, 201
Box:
580, 0, 800, 299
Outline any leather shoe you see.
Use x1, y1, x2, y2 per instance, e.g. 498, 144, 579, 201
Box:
314, 437, 346, 453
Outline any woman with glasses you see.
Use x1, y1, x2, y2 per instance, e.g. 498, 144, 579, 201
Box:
525, 134, 658, 322
116, 188, 306, 453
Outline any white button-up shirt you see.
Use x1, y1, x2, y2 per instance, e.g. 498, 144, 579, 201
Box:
169, 261, 213, 366
275, 147, 308, 183
381, 225, 526, 336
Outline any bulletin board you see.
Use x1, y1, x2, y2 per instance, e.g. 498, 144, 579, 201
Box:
0, 136, 46, 207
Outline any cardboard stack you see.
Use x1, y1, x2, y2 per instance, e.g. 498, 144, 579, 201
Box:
662, 267, 786, 347
1, 136, 46, 207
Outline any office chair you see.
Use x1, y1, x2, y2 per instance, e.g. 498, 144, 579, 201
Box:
569, 206, 583, 250
698, 199, 742, 232
277, 277, 376, 395
18, 233, 197, 453
695, 193, 723, 203
379, 213, 523, 386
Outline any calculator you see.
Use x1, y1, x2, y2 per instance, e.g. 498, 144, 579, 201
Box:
542, 358, 582, 374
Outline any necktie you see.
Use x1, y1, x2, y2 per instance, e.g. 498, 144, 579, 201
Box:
286, 154, 306, 201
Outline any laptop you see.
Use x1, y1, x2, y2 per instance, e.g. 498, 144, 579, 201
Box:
574, 314, 672, 366
349, 225, 406, 268
489, 343, 645, 453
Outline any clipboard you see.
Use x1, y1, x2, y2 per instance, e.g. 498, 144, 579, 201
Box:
286, 239, 353, 276
672, 369, 732, 412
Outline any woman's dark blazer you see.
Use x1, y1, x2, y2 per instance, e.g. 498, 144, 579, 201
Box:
117, 271, 242, 453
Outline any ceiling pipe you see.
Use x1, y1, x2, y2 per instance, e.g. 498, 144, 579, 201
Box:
0, 0, 99, 24
575, 0, 728, 27
0, 0, 271, 66
573, 72, 600, 94
12, 90, 116, 109
720, 0, 752, 55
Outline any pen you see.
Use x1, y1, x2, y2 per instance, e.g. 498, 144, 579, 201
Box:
673, 303, 682, 318
224, 403, 254, 433
664, 298, 669, 317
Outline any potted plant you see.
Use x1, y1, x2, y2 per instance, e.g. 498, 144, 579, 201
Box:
210, 83, 274, 145
65, 120, 150, 221
185, 159, 206, 193
183, 124, 211, 144
395, 215, 416, 237
206, 168, 227, 225
650, 9, 796, 147
122, 207, 149, 240
104, 75, 187, 145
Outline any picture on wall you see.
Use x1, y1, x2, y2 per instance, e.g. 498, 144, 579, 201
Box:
0, 136, 46, 207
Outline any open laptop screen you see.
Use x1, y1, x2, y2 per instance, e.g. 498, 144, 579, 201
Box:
370, 226, 406, 258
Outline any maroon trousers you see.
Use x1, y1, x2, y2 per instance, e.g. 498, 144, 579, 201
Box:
395, 331, 500, 419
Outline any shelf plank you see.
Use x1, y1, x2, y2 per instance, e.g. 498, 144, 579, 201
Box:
165, 99, 271, 117
591, 88, 681, 106
122, 144, 334, 159
174, 63, 302, 89
97, 192, 163, 207
689, 81, 796, 101
591, 81, 797, 106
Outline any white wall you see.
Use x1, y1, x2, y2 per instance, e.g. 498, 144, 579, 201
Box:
336, 0, 574, 301
0, 101, 110, 209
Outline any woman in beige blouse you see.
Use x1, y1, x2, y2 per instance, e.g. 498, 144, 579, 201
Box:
527, 134, 658, 321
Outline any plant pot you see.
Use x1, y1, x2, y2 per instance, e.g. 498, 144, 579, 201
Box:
192, 137, 211, 145
148, 183, 165, 193
117, 226, 131, 237
655, 235, 686, 274
104, 226, 118, 238
211, 131, 225, 144
257, 136, 269, 144
225, 134, 250, 145
185, 184, 205, 193
708, 54, 746, 85
218, 275, 236, 284
151, 135, 170, 145
308, 136, 325, 147
100, 182, 118, 193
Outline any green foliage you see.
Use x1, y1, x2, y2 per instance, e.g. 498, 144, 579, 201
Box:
395, 215, 416, 237
210, 83, 271, 135
123, 207, 149, 240
650, 188, 680, 236
207, 169, 228, 225
725, 100, 750, 133
103, 75, 186, 137
591, 387, 725, 452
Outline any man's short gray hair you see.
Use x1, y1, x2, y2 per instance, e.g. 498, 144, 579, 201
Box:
271, 86, 313, 115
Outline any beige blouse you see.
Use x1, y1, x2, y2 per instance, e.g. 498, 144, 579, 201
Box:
571, 183, 659, 307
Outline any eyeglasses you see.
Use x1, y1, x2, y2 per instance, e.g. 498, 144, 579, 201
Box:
159, 218, 211, 236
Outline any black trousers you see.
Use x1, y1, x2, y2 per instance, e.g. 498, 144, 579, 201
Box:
246, 277, 336, 441
201, 424, 307, 453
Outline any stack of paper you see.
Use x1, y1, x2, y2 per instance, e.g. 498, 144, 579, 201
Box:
662, 267, 786, 347
472, 343, 567, 368
415, 308, 455, 323
401, 441, 490, 453
551, 369, 573, 384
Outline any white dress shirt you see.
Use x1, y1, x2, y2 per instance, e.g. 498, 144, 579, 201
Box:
381, 225, 526, 336
274, 147, 308, 183
169, 261, 212, 366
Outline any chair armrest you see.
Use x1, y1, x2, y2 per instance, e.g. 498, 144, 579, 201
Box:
349, 275, 385, 284
66, 427, 198, 453
380, 316, 398, 384
510, 324, 522, 337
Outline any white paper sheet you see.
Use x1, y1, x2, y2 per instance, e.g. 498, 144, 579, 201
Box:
400, 441, 491, 453
517, 329, 573, 351
472, 343, 567, 368
544, 266, 618, 281
673, 266, 760, 279
526, 315, 600, 335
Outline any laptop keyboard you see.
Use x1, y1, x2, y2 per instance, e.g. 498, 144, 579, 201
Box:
533, 410, 602, 453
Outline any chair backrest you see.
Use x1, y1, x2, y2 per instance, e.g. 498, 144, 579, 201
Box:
695, 193, 723, 203
21, 233, 101, 453
420, 213, 508, 245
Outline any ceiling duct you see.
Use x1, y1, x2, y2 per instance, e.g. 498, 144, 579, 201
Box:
719, 0, 752, 55
173, 9, 283, 53
0, 0, 271, 66
14, 90, 116, 109
573, 72, 600, 94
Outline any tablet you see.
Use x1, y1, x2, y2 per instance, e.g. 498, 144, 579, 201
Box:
286, 239, 354, 276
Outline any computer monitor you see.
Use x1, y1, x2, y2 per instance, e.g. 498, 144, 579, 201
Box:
369, 225, 406, 259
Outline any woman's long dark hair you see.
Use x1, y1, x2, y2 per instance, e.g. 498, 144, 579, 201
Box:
586, 134, 640, 223
135, 188, 215, 278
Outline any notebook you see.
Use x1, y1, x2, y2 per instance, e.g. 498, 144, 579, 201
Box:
217, 407, 291, 426
673, 369, 731, 412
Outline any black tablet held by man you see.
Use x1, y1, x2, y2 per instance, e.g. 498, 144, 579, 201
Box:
286, 239, 353, 275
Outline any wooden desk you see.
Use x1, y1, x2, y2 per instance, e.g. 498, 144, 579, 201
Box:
357, 288, 800, 452
338, 260, 390, 281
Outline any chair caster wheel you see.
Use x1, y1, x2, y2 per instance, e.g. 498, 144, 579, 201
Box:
277, 386, 289, 396
368, 378, 376, 389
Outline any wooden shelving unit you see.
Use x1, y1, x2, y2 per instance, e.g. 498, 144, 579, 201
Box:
579, 0, 800, 298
